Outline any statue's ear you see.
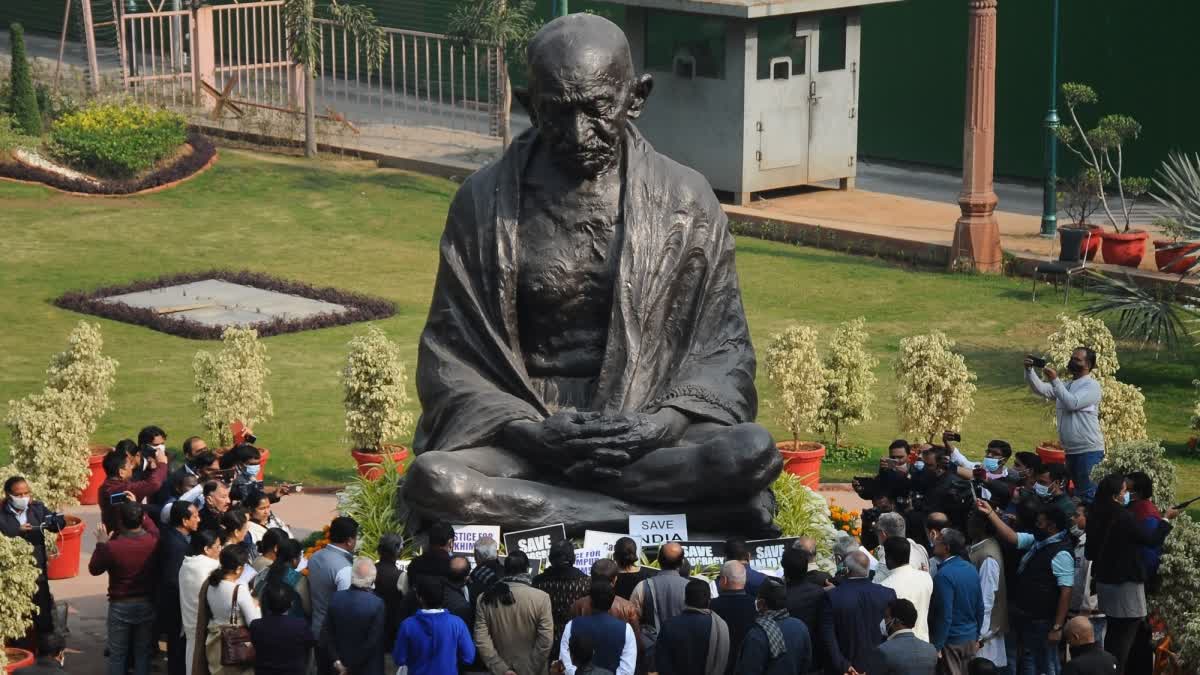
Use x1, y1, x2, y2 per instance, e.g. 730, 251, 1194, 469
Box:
513, 86, 537, 127
627, 74, 654, 119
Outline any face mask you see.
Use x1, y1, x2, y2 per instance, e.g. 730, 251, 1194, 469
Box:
1123, 492, 1131, 506
243, 465, 261, 479
8, 496, 29, 511
1069, 525, 1084, 539
912, 461, 926, 472
153, 443, 166, 453
1067, 360, 1083, 375
1033, 483, 1051, 497
982, 458, 1001, 473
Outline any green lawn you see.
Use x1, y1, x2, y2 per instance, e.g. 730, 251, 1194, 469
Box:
2, 148, 1198, 499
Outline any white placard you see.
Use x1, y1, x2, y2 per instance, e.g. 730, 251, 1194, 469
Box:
583, 530, 626, 556
628, 514, 688, 546
452, 524, 501, 555
573, 547, 605, 574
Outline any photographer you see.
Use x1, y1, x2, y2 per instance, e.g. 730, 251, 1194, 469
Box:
99, 445, 168, 533
0, 476, 64, 638
220, 443, 295, 503
1025, 348, 1104, 502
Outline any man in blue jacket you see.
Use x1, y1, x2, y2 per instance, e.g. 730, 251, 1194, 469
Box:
393, 577, 475, 675
737, 578, 812, 675
323, 557, 387, 675
821, 550, 897, 674
929, 529, 983, 675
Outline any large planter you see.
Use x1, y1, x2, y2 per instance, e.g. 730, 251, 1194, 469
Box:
350, 445, 409, 480
778, 441, 825, 489
1063, 225, 1102, 261
1036, 441, 1066, 466
45, 515, 85, 580
4, 648, 34, 672
1153, 240, 1200, 274
79, 444, 112, 505
1100, 230, 1149, 268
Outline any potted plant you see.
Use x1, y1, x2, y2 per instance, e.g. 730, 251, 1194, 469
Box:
1152, 216, 1200, 273
342, 326, 414, 479
771, 472, 837, 571
893, 331, 977, 444
4, 389, 90, 579
1057, 170, 1103, 260
764, 326, 828, 488
193, 327, 274, 458
1149, 511, 1200, 671
0, 535, 39, 671
1057, 82, 1152, 267
814, 317, 878, 462
43, 321, 118, 505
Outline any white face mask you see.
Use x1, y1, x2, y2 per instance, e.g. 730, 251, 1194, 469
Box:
9, 496, 29, 511
153, 444, 166, 453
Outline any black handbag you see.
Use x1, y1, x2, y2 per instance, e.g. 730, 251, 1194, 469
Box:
216, 584, 255, 667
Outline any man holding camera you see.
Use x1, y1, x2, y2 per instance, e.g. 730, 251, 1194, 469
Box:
1025, 348, 1104, 502
1, 476, 65, 638
99, 445, 168, 532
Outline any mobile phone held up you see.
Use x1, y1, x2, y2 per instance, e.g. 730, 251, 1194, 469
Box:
1027, 354, 1048, 369
109, 492, 129, 505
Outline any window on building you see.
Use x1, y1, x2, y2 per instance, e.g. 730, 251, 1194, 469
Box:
818, 13, 848, 72
644, 11, 725, 80
756, 17, 806, 80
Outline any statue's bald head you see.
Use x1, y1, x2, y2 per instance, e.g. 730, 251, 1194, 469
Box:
524, 14, 652, 179
527, 14, 634, 86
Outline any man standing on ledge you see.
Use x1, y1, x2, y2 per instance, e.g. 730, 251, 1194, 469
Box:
404, 13, 780, 535
1025, 348, 1104, 502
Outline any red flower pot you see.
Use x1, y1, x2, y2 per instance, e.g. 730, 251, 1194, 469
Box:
350, 445, 410, 480
46, 515, 85, 580
1099, 230, 1149, 268
5, 648, 34, 672
1036, 442, 1066, 465
1064, 225, 1102, 261
1153, 240, 1200, 274
79, 445, 111, 505
778, 441, 825, 489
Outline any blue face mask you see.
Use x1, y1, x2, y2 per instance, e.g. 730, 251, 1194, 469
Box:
1033, 482, 1051, 497
912, 461, 926, 472
243, 464, 261, 479
1123, 492, 1131, 506
982, 457, 1001, 473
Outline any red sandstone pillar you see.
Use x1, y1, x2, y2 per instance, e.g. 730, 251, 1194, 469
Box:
952, 0, 1003, 272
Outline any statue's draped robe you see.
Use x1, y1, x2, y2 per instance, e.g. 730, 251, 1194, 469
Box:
414, 126, 758, 464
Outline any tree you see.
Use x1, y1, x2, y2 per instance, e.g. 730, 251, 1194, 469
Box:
813, 317, 877, 450
894, 331, 977, 443
764, 326, 827, 447
5, 388, 90, 510
44, 321, 118, 439
8, 23, 42, 135
342, 325, 414, 452
282, 0, 387, 158
446, 0, 541, 148
193, 327, 274, 448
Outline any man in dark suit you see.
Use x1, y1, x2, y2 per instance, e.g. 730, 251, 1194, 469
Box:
158, 500, 199, 675
865, 599, 938, 675
0, 476, 64, 638
782, 547, 826, 669
821, 550, 897, 675
322, 557, 387, 675
20, 631, 68, 674
1062, 616, 1119, 675
710, 561, 758, 675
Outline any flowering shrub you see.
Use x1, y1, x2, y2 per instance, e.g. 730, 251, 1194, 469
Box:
829, 504, 862, 538
772, 472, 836, 571
0, 535, 40, 669
342, 326, 414, 451
1152, 514, 1200, 669
894, 332, 977, 443
4, 389, 89, 510
44, 321, 117, 438
1090, 439, 1176, 512
814, 318, 877, 449
1044, 313, 1119, 379
1099, 378, 1148, 448
49, 102, 187, 178
193, 327, 273, 448
764, 326, 827, 446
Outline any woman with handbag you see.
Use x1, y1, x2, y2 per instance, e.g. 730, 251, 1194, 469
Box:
181, 531, 223, 675
194, 545, 262, 675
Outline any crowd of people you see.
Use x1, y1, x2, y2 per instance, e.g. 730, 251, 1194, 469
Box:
0, 347, 1184, 675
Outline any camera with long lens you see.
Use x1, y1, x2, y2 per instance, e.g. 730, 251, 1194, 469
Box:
39, 511, 66, 532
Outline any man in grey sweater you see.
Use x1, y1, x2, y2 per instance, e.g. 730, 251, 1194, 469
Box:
1025, 347, 1104, 502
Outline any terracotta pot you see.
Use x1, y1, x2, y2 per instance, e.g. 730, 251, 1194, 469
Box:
1063, 225, 1102, 261
1099, 230, 1149, 268
1036, 442, 1066, 466
1153, 240, 1200, 274
778, 440, 825, 489
4, 648, 34, 672
350, 445, 410, 480
79, 444, 112, 505
46, 515, 85, 580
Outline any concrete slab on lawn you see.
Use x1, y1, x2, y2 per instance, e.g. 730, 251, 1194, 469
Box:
99, 279, 349, 327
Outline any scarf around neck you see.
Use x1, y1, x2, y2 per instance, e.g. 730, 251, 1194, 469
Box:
755, 609, 790, 659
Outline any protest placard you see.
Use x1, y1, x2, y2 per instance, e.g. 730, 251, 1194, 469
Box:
583, 530, 625, 556
452, 525, 501, 555
747, 538, 799, 573
628, 514, 688, 546
502, 524, 567, 565
573, 547, 605, 574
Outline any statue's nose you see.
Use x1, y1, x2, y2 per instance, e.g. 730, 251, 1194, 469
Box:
569, 113, 591, 144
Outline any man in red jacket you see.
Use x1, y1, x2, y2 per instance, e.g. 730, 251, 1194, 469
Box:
98, 446, 167, 532
89, 501, 160, 675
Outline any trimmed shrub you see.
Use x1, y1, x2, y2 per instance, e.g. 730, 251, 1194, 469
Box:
7, 23, 41, 135
0, 535, 40, 669
894, 331, 977, 443
193, 327, 274, 448
343, 326, 414, 452
764, 326, 827, 446
49, 102, 187, 178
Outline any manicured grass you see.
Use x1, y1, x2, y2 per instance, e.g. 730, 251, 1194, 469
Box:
2, 148, 1198, 499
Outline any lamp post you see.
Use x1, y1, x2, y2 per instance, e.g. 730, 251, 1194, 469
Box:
553, 0, 569, 16
1039, 0, 1061, 238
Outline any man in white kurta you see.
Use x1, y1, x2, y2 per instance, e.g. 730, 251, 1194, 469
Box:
879, 537, 934, 642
